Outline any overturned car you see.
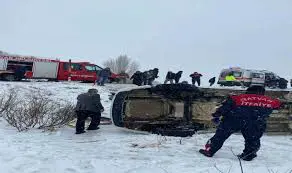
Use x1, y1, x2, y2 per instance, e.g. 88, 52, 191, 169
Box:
111, 84, 227, 137
111, 84, 292, 137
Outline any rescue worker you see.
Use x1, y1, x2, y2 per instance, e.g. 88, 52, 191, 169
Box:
225, 72, 236, 86
74, 88, 104, 134
164, 71, 176, 84
148, 68, 159, 85
190, 72, 203, 86
174, 71, 183, 84
199, 86, 281, 161
98, 67, 111, 86
209, 77, 216, 86
130, 71, 143, 86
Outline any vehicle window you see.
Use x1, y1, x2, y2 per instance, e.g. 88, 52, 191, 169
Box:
220, 71, 229, 77
85, 65, 96, 72
71, 64, 82, 71
63, 63, 69, 70
220, 71, 241, 77
7, 61, 33, 71
233, 72, 242, 77
95, 66, 102, 71
252, 73, 264, 79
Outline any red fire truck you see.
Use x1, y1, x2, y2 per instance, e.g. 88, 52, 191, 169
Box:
0, 55, 118, 82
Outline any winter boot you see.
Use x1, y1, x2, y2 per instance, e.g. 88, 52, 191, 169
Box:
75, 130, 86, 134
199, 149, 214, 157
237, 153, 257, 161
87, 126, 100, 130
199, 142, 214, 157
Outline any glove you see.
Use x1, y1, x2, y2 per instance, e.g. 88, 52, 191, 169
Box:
211, 117, 220, 125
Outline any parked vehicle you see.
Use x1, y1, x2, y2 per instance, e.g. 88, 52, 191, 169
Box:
0, 55, 118, 82
217, 67, 265, 87
261, 70, 288, 89
217, 67, 288, 89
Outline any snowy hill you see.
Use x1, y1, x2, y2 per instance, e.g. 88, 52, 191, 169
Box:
0, 81, 291, 173
0, 81, 136, 118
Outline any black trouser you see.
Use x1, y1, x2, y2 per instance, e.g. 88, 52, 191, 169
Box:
209, 81, 215, 86
76, 111, 101, 132
207, 116, 266, 156
192, 78, 200, 86
175, 78, 181, 84
164, 78, 174, 84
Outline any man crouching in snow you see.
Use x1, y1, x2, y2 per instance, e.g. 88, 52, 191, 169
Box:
199, 86, 281, 161
74, 89, 104, 134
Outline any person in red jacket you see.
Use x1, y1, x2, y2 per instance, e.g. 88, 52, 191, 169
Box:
199, 86, 281, 161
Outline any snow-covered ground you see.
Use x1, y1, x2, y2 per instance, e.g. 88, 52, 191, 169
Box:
0, 81, 291, 173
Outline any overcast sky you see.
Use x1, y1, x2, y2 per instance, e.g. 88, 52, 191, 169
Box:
1, 0, 292, 84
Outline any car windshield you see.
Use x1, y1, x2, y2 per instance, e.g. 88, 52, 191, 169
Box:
85, 65, 96, 72
233, 71, 242, 77
95, 65, 102, 71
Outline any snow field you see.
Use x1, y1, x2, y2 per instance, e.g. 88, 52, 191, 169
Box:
0, 81, 291, 173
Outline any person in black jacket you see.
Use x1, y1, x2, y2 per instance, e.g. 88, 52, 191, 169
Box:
164, 71, 176, 84
209, 77, 216, 86
74, 89, 104, 134
174, 71, 183, 84
190, 72, 203, 86
97, 67, 112, 86
148, 68, 159, 85
199, 86, 281, 161
131, 71, 143, 86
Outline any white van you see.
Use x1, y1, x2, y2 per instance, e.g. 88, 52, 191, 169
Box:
217, 67, 265, 87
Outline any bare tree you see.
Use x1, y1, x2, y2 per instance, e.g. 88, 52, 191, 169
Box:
0, 89, 19, 116
103, 58, 116, 72
103, 55, 140, 76
1, 89, 76, 131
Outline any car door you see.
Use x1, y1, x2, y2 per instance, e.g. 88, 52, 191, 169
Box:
70, 63, 84, 81
251, 72, 265, 86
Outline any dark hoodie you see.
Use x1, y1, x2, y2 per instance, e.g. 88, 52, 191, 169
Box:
175, 71, 183, 84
